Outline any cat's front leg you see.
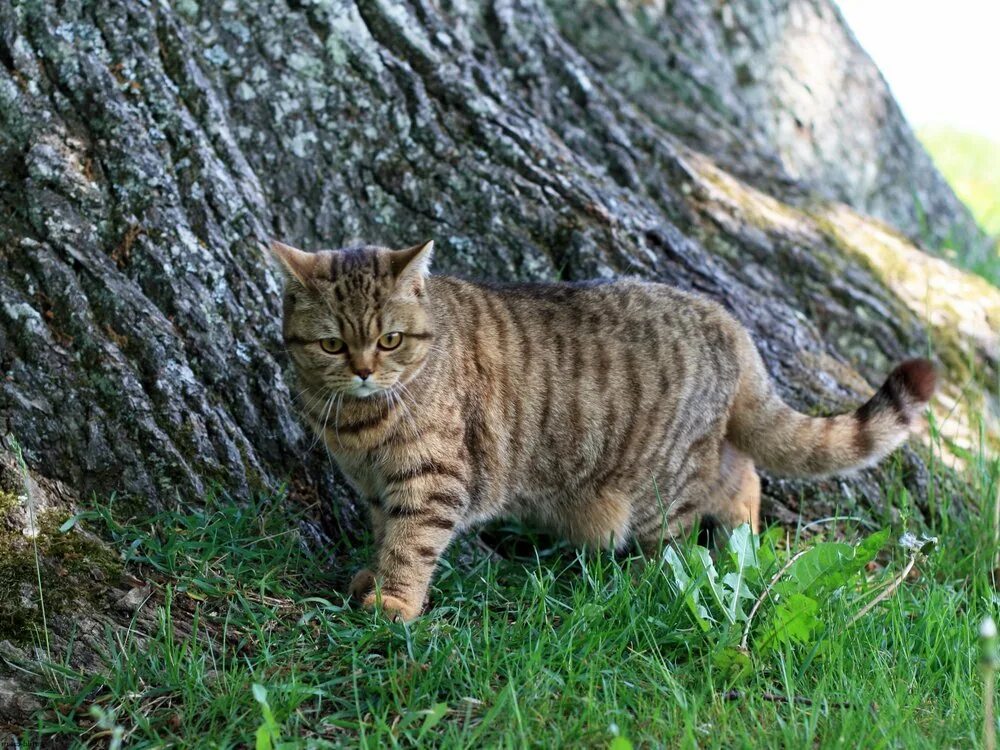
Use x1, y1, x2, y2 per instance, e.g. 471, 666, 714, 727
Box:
362, 474, 469, 621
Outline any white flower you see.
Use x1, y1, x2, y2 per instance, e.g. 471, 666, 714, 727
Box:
981, 617, 997, 639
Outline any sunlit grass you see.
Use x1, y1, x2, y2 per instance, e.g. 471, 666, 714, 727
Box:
21, 440, 999, 748
919, 126, 1000, 285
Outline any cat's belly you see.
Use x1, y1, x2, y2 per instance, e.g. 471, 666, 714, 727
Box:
504, 486, 634, 549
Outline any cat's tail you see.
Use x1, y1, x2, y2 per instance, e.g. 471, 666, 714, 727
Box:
725, 338, 936, 478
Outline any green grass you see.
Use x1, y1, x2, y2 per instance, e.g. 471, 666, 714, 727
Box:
919, 126, 1000, 284
18, 443, 1000, 748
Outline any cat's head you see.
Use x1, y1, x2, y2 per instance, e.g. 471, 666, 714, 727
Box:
271, 240, 435, 400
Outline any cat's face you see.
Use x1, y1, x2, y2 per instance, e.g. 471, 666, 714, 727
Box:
273, 240, 435, 401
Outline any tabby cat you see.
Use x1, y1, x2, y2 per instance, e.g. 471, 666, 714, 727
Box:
273, 239, 936, 621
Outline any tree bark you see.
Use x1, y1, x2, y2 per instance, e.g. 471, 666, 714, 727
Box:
0, 0, 996, 727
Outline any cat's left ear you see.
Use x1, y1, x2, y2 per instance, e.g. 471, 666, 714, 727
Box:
390, 240, 434, 295
269, 239, 318, 286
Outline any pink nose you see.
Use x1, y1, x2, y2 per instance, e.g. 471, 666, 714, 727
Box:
354, 368, 372, 380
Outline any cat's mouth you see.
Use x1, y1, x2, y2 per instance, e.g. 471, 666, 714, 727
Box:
348, 382, 382, 398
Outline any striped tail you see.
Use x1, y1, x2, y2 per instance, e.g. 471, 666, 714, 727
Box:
726, 349, 937, 478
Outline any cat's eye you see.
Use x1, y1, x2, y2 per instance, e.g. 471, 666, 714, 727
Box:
319, 337, 347, 355
377, 332, 403, 351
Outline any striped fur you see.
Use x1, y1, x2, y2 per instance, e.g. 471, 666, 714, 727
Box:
273, 240, 937, 621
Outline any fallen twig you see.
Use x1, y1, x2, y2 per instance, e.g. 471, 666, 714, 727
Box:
799, 515, 876, 533
722, 689, 854, 710
846, 553, 918, 628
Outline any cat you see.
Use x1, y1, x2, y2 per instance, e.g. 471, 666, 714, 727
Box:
272, 239, 936, 621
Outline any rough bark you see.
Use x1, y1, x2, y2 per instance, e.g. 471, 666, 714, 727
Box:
551, 0, 989, 256
0, 0, 997, 727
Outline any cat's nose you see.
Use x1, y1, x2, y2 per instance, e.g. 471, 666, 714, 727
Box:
354, 368, 373, 380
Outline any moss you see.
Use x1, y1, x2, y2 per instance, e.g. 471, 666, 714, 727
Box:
86, 371, 124, 402
0, 489, 19, 519
0, 537, 46, 643
237, 443, 267, 494
165, 413, 267, 494
0, 510, 123, 645
688, 152, 810, 235
809, 204, 1000, 454
174, 417, 198, 454
686, 153, 998, 458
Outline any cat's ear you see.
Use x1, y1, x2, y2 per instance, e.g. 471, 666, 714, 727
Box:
390, 240, 434, 295
269, 240, 317, 286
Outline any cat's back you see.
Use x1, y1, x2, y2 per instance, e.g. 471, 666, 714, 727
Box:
427, 274, 734, 343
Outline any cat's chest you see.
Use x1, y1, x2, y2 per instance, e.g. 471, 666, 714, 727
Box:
330, 450, 380, 498
331, 446, 412, 499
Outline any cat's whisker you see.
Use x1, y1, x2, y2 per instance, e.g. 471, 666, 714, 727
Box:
302, 391, 327, 436
292, 386, 320, 408
384, 388, 403, 431
395, 382, 420, 422
297, 387, 329, 418
333, 391, 345, 450
389, 382, 420, 442
304, 384, 338, 416
321, 401, 338, 469
309, 391, 337, 453
382, 390, 401, 454
382, 387, 407, 444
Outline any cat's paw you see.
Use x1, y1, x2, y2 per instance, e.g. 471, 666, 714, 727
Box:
361, 591, 421, 622
348, 568, 376, 600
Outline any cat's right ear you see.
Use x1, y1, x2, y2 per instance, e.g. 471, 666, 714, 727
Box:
390, 240, 434, 296
269, 240, 317, 286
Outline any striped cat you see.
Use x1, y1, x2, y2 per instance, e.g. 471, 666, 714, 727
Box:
272, 239, 936, 621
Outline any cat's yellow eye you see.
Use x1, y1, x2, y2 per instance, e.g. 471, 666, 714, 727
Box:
319, 337, 347, 355
377, 332, 403, 351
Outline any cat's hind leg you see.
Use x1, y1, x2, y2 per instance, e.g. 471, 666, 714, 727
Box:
631, 433, 743, 555
632, 443, 760, 558
558, 488, 633, 550
707, 441, 761, 534
631, 477, 714, 557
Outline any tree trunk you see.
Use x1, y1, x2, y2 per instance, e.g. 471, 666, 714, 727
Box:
0, 0, 996, 726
